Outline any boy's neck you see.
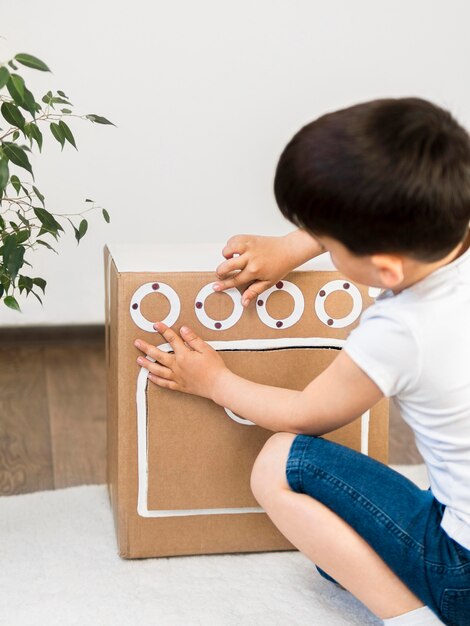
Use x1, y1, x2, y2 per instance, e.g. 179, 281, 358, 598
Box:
392, 230, 470, 295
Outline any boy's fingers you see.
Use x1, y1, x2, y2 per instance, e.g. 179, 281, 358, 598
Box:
213, 271, 252, 291
134, 338, 173, 366
154, 322, 186, 353
222, 237, 247, 258
215, 255, 245, 278
179, 326, 206, 353
146, 361, 173, 380
242, 281, 272, 306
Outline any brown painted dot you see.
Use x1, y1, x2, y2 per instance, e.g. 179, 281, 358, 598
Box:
257, 299, 264, 306
276, 281, 284, 289
327, 318, 334, 326
319, 290, 326, 297
132, 303, 138, 310
343, 282, 350, 289
152, 282, 160, 290
214, 322, 222, 329
276, 320, 283, 328
195, 301, 203, 309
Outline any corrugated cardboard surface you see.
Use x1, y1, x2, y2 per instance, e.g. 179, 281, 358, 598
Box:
104, 245, 389, 558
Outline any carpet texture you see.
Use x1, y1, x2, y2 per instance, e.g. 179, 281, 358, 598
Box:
0, 464, 429, 626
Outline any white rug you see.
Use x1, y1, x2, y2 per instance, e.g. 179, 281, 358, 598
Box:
0, 465, 429, 626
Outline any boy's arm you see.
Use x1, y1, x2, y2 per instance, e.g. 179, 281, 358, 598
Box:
211, 349, 384, 435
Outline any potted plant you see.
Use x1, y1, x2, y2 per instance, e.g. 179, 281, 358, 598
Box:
0, 52, 114, 312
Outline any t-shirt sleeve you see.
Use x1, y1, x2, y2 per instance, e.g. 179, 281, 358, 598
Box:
343, 307, 421, 398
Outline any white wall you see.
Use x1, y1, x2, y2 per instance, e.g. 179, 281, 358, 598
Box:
1, 0, 469, 327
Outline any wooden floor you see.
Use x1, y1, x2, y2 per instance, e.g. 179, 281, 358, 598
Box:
0, 326, 424, 496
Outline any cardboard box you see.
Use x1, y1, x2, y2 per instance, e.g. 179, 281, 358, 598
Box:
104, 243, 389, 559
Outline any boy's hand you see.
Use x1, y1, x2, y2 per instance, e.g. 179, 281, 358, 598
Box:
134, 322, 229, 400
213, 230, 323, 307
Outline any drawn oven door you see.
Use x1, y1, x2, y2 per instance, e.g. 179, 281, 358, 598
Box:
136, 339, 370, 519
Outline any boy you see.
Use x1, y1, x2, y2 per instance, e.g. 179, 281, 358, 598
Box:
134, 98, 470, 625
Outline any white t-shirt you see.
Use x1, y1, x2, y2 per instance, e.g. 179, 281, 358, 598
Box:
344, 234, 470, 550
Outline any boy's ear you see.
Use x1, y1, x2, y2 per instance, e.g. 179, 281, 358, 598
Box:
370, 254, 405, 288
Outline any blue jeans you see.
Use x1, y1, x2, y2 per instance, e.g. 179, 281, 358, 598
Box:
285, 434, 470, 626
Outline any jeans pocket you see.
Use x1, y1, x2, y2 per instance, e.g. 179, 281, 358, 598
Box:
440, 587, 470, 626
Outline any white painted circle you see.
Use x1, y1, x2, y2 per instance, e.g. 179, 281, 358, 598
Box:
224, 407, 255, 426
194, 282, 243, 331
130, 281, 181, 332
256, 280, 304, 329
314, 279, 362, 328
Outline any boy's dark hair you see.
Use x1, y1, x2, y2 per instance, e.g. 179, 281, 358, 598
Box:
274, 97, 470, 262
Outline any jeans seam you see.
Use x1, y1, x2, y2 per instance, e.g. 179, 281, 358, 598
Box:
301, 459, 426, 555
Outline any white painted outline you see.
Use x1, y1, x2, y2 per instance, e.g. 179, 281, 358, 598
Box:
368, 286, 382, 299
130, 281, 181, 333
194, 282, 243, 331
256, 281, 305, 329
224, 407, 255, 426
136, 337, 371, 518
315, 280, 362, 328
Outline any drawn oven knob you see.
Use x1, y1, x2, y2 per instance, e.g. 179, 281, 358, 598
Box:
194, 282, 244, 331
315, 280, 362, 328
130, 282, 181, 332
256, 280, 304, 329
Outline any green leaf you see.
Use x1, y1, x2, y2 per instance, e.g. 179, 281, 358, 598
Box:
14, 53, 51, 72
17, 213, 30, 228
12, 130, 20, 141
30, 289, 43, 305
4, 295, 21, 311
0, 66, 9, 89
66, 217, 80, 244
0, 158, 9, 197
32, 277, 46, 293
6, 245, 25, 281
0, 272, 11, 288
85, 114, 116, 126
19, 87, 40, 119
85, 198, 94, 202
2, 233, 18, 264
33, 207, 64, 235
2, 142, 34, 178
78, 218, 88, 239
7, 60, 18, 71
102, 208, 110, 223
6, 74, 25, 104
58, 120, 77, 150
51, 97, 71, 106
0, 283, 3, 299
50, 122, 65, 149
60, 108, 72, 114
35, 239, 58, 254
32, 185, 45, 207
18, 274, 33, 294
1, 101, 26, 129
28, 123, 43, 152
16, 230, 30, 244
10, 175, 21, 194
57, 90, 67, 98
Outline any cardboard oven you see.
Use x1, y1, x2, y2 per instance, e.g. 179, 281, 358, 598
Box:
104, 243, 389, 559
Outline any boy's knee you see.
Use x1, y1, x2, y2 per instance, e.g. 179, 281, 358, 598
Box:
250, 432, 296, 499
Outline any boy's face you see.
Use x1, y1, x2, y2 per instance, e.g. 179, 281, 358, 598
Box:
311, 233, 395, 290
311, 229, 470, 294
